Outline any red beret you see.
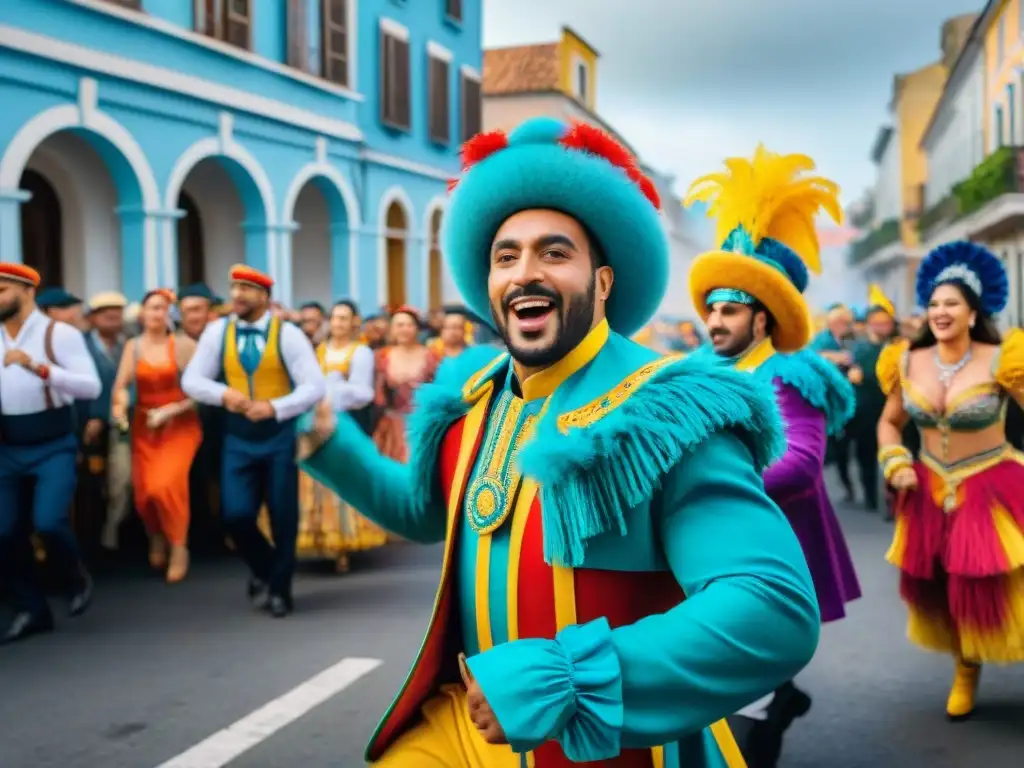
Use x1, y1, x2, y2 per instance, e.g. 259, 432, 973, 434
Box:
0, 262, 41, 288
229, 264, 273, 291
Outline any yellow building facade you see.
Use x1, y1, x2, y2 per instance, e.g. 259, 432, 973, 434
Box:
984, 0, 1022, 150
557, 27, 598, 112
895, 64, 948, 248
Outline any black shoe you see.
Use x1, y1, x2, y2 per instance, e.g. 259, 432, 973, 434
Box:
69, 572, 94, 618
769, 682, 812, 728
2, 611, 55, 645
267, 594, 291, 618
247, 577, 269, 610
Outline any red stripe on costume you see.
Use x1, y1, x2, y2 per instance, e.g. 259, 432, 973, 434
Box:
534, 742, 657, 768
533, 570, 685, 767
516, 497, 557, 640
517, 499, 684, 767
574, 568, 685, 630
368, 416, 482, 759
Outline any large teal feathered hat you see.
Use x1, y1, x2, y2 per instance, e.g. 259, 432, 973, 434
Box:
442, 116, 668, 337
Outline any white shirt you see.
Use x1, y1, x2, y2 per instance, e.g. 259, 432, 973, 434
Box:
324, 343, 374, 412
0, 310, 101, 415
181, 313, 326, 422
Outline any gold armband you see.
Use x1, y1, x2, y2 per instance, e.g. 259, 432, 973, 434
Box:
878, 445, 913, 481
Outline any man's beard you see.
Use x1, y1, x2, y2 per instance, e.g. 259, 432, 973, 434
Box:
711, 319, 755, 359
236, 304, 260, 323
492, 276, 596, 368
0, 297, 21, 322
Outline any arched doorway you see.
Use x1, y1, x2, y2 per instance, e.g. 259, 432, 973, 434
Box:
291, 182, 333, 307
19, 170, 62, 289
385, 202, 408, 309
175, 157, 252, 297
428, 209, 443, 311
177, 191, 205, 286
17, 132, 123, 296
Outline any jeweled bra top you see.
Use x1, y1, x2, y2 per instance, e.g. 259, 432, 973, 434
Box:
900, 349, 1006, 432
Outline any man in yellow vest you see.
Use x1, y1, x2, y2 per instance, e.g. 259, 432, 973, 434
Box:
182, 264, 325, 617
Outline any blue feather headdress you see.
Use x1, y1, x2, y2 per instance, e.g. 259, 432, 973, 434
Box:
915, 241, 1008, 315
706, 228, 812, 306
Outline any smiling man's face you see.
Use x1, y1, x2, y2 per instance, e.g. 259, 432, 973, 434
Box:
487, 209, 612, 368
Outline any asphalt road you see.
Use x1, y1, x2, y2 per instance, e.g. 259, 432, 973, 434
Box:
1, 481, 1023, 768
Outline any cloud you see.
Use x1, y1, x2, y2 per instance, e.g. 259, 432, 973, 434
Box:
484, 0, 981, 203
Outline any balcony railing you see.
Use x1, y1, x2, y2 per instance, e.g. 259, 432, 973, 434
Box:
918, 193, 960, 239
953, 146, 1024, 216
848, 218, 900, 265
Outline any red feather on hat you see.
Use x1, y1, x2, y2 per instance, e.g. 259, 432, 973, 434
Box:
449, 131, 509, 194
560, 122, 661, 209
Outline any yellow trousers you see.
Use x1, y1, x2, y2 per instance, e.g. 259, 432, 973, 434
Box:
371, 684, 520, 767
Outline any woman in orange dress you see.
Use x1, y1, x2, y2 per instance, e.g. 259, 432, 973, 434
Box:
372, 306, 439, 463
111, 289, 202, 582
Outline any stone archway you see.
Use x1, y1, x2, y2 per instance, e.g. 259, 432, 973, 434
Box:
0, 99, 159, 298
164, 131, 275, 295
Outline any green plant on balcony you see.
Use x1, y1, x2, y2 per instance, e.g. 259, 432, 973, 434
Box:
953, 146, 1020, 216
848, 218, 900, 264
918, 194, 960, 237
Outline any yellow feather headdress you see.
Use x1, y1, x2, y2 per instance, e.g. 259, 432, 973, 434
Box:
867, 283, 896, 317
683, 145, 843, 274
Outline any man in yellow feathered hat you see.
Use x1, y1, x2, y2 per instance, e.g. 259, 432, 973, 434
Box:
685, 145, 861, 768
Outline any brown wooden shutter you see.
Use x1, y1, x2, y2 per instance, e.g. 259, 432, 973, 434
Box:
446, 0, 462, 22
429, 56, 450, 144
395, 37, 411, 129
461, 74, 481, 141
287, 0, 307, 69
225, 0, 251, 49
197, 0, 219, 37
322, 0, 348, 86
380, 31, 393, 125
381, 31, 411, 130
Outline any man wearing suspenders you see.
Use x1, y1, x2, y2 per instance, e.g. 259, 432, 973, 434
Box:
0, 263, 101, 644
182, 265, 324, 617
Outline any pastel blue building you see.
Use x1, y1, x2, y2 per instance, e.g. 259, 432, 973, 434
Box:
0, 0, 482, 311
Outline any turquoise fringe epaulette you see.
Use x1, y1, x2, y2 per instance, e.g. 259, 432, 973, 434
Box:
756, 348, 856, 436
518, 354, 787, 567
405, 350, 503, 513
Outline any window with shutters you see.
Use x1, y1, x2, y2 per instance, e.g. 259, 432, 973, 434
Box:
322, 0, 349, 86
381, 25, 411, 131
460, 71, 482, 142
428, 52, 451, 145
195, 0, 251, 50
445, 0, 462, 23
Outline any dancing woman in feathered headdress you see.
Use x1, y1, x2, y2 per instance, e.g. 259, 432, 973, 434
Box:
876, 240, 1024, 721
686, 145, 861, 767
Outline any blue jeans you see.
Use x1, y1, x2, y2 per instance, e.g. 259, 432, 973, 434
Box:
0, 433, 82, 615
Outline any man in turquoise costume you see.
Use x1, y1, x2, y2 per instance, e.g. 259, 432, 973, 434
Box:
299, 117, 820, 767
686, 147, 861, 767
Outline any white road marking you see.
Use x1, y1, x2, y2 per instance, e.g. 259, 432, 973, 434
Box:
155, 656, 383, 768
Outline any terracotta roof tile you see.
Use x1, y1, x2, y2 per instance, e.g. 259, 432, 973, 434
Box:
483, 44, 560, 95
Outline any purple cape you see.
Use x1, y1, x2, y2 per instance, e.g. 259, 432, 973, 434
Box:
764, 382, 861, 622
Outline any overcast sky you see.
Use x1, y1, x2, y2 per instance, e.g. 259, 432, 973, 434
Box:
483, 0, 981, 206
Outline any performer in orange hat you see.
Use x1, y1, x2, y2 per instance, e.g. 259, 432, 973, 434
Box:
181, 264, 324, 617
0, 263, 101, 643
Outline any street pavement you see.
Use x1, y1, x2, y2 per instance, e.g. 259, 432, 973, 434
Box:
1, 479, 1023, 768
